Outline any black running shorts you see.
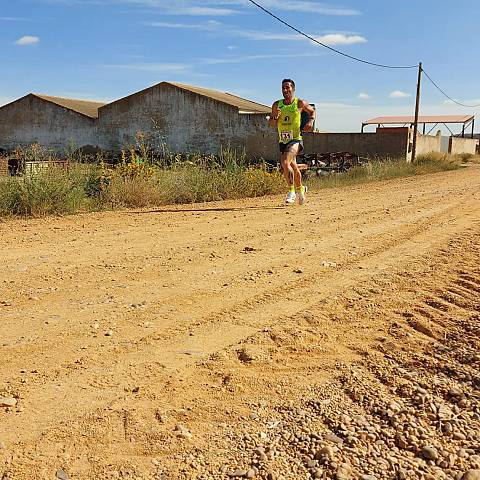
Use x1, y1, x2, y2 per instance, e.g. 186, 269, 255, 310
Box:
279, 140, 304, 154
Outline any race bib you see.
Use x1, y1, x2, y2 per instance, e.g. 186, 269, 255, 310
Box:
281, 131, 293, 142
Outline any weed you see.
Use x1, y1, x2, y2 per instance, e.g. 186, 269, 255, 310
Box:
0, 147, 473, 218
0, 163, 87, 216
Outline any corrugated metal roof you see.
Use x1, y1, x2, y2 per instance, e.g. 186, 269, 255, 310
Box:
33, 94, 107, 118
167, 82, 271, 114
363, 115, 474, 125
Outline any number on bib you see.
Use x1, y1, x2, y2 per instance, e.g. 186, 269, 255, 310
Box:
281, 131, 293, 142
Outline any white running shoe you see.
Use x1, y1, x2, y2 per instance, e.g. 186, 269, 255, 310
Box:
285, 190, 296, 205
298, 185, 308, 205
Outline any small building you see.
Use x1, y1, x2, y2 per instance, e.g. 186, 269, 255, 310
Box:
0, 82, 277, 160
361, 114, 476, 138
96, 81, 275, 159
301, 114, 478, 162
361, 115, 478, 157
0, 94, 106, 152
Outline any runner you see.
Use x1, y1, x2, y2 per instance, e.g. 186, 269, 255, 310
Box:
269, 78, 316, 205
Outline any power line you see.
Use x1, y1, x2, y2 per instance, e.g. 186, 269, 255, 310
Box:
246, 0, 417, 69
246, 0, 480, 110
422, 68, 480, 108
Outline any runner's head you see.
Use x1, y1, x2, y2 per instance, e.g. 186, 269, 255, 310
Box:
282, 79, 295, 100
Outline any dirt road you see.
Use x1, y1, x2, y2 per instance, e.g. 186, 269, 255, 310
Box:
1, 166, 479, 479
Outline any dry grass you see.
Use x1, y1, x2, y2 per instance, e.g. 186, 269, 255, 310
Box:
461, 154, 480, 164
0, 149, 284, 216
306, 153, 465, 190
0, 148, 474, 218
0, 163, 87, 217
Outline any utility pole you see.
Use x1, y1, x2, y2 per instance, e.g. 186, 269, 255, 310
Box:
411, 62, 423, 163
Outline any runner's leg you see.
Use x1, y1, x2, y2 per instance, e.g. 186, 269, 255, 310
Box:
280, 150, 295, 187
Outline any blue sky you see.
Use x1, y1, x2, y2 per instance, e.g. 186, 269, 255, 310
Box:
1, 0, 480, 132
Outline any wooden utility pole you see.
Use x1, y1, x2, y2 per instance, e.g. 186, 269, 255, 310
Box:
411, 62, 423, 162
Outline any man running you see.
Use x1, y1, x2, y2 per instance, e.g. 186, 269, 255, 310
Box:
269, 78, 316, 205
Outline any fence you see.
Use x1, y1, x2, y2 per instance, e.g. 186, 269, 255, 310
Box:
0, 158, 69, 177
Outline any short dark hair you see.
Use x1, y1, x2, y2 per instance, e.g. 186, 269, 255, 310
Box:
282, 78, 295, 89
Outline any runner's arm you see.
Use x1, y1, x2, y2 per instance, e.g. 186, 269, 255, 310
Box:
299, 99, 316, 132
268, 101, 280, 128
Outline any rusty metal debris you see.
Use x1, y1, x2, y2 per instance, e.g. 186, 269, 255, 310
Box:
298, 151, 368, 175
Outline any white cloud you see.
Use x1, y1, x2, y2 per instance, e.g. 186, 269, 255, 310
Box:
38, 0, 361, 16
104, 62, 190, 73
358, 92, 371, 100
147, 20, 367, 46
311, 33, 366, 45
145, 20, 221, 30
389, 90, 411, 98
15, 35, 40, 46
235, 30, 304, 40
167, 6, 237, 15
150, 0, 357, 16
202, 52, 323, 64
243, 0, 360, 15
148, 5, 239, 15
1, 16, 28, 21
35, 0, 239, 15
226, 30, 366, 45
443, 98, 480, 106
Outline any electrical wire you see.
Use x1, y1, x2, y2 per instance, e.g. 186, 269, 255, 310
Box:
246, 0, 417, 69
422, 68, 480, 108
246, 0, 480, 109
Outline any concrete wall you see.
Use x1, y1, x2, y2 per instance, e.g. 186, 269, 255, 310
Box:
303, 128, 479, 161
414, 132, 441, 157
303, 131, 409, 159
0, 95, 96, 152
97, 84, 277, 160
449, 137, 478, 155
241, 113, 278, 160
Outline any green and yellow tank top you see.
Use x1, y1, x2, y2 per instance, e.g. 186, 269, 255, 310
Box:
277, 98, 302, 144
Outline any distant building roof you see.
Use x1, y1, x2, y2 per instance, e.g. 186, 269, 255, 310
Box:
101, 81, 271, 115
5, 83, 270, 118
168, 82, 270, 114
363, 115, 474, 125
33, 94, 107, 118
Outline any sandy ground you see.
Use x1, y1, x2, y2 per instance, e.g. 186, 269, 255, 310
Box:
0, 165, 479, 479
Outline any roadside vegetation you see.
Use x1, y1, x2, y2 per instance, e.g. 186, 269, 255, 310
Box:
0, 144, 284, 217
307, 151, 472, 189
0, 143, 476, 218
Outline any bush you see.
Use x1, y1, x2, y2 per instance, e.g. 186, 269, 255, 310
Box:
152, 162, 284, 204
415, 152, 461, 172
0, 163, 87, 216
100, 173, 164, 208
